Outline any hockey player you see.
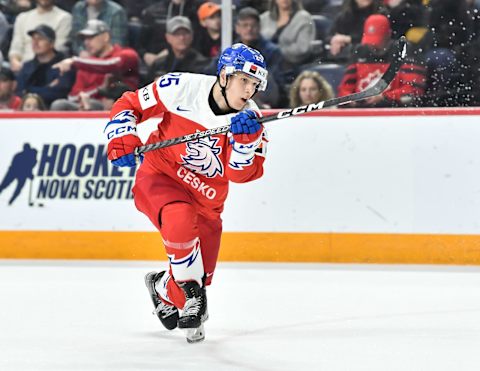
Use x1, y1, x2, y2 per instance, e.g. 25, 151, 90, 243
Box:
104, 43, 268, 343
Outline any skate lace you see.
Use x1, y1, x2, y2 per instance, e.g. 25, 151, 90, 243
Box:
183, 296, 202, 316
155, 301, 177, 317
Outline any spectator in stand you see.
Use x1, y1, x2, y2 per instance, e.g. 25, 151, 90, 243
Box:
55, 0, 76, 12
0, 1, 34, 24
234, 0, 270, 13
117, 0, 154, 21
328, 0, 384, 59
337, 14, 426, 107
384, 0, 427, 40
148, 16, 209, 80
0, 10, 9, 64
142, 0, 203, 26
289, 70, 334, 107
20, 92, 46, 110
50, 19, 139, 111
260, 0, 315, 65
195, 2, 221, 59
0, 10, 9, 52
0, 67, 21, 110
97, 80, 131, 110
8, 0, 71, 72
16, 25, 75, 108
141, 0, 204, 67
234, 6, 286, 107
71, 0, 128, 55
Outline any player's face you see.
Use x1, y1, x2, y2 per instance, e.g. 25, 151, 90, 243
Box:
226, 72, 260, 110
298, 78, 321, 105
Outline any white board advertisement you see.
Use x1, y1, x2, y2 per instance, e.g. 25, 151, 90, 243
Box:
1, 112, 480, 235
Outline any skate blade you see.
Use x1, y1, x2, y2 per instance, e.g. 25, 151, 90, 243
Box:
185, 324, 205, 343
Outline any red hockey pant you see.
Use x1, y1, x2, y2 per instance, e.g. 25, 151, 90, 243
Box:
132, 167, 223, 287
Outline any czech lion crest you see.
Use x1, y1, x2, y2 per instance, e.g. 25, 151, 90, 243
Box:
181, 136, 224, 178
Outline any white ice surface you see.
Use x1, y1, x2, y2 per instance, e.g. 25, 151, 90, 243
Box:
1, 261, 479, 371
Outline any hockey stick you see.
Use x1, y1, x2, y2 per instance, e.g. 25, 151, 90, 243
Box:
135, 36, 407, 156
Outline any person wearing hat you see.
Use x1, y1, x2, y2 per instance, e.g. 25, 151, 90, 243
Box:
8, 0, 71, 72
70, 0, 128, 55
148, 16, 209, 80
140, 0, 204, 66
337, 14, 426, 107
50, 19, 139, 111
0, 68, 21, 110
15, 24, 75, 108
194, 1, 221, 58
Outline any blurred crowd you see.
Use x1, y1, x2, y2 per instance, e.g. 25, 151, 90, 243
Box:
1, 0, 480, 111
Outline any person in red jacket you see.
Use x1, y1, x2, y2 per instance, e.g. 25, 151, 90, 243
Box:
51, 19, 139, 110
0, 68, 21, 111
337, 14, 426, 107
105, 43, 269, 343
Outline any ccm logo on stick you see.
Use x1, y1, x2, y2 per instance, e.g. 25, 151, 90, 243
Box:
277, 102, 325, 119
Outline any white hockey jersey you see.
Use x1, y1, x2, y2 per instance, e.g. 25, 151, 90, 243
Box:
109, 72, 267, 218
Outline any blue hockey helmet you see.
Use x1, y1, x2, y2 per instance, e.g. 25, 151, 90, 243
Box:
217, 43, 268, 91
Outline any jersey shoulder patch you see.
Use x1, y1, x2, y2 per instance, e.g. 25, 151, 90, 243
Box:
138, 83, 157, 110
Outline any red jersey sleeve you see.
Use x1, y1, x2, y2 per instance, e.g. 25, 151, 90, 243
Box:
225, 129, 268, 184
109, 80, 167, 123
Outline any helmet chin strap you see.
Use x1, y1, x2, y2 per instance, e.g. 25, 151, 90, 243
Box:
218, 75, 238, 112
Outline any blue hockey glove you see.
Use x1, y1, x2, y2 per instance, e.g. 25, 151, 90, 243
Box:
230, 110, 261, 136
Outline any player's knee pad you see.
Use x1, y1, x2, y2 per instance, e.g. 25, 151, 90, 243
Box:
160, 202, 204, 286
160, 202, 199, 243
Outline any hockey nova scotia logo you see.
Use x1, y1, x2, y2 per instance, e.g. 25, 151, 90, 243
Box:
0, 142, 135, 206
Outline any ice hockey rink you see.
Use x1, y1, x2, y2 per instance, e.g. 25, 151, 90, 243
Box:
1, 260, 479, 371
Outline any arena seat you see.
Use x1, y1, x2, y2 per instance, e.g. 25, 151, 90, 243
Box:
301, 63, 346, 95
311, 14, 333, 41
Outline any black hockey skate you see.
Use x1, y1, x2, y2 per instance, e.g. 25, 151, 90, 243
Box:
144, 271, 179, 330
178, 281, 208, 343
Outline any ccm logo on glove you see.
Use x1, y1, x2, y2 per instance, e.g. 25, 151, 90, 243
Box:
106, 124, 136, 140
